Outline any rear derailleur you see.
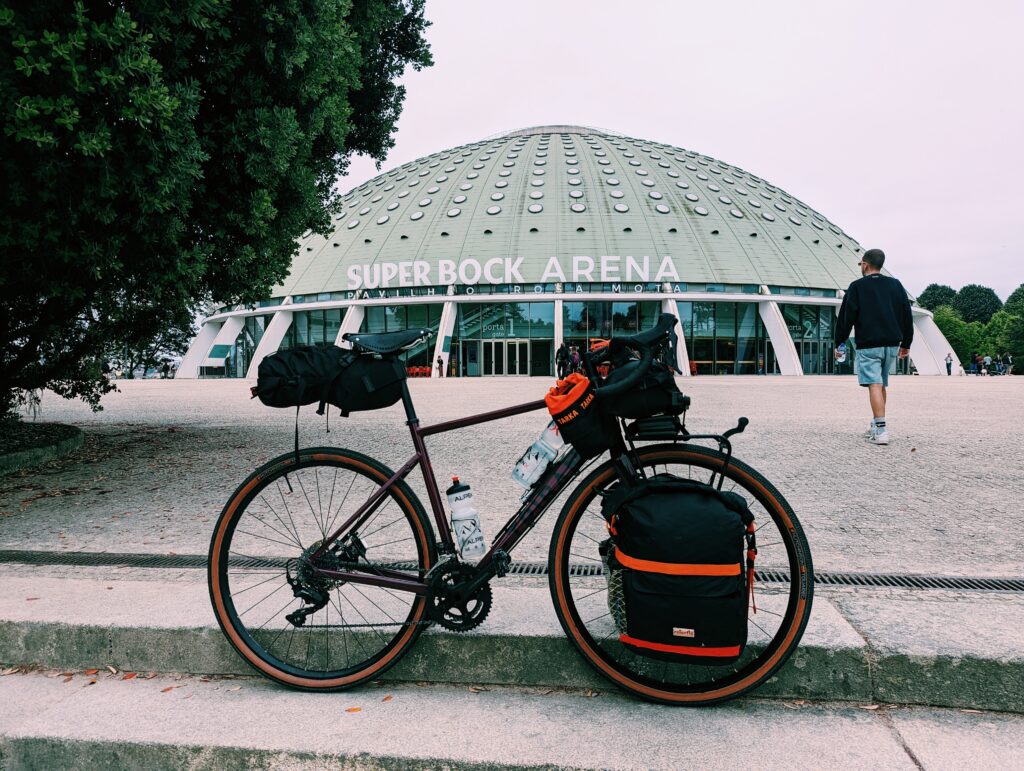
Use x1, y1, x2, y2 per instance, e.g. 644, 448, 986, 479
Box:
285, 533, 367, 628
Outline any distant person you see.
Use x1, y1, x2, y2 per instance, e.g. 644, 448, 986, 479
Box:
834, 248, 913, 446
556, 343, 569, 379
161, 362, 171, 379
945, 352, 953, 376
569, 347, 581, 374
983, 354, 992, 375
436, 356, 444, 378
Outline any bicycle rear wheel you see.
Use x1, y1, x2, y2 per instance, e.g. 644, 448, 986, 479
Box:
548, 443, 813, 705
208, 447, 435, 690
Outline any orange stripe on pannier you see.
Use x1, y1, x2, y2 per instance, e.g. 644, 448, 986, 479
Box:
619, 634, 741, 658
615, 548, 740, 576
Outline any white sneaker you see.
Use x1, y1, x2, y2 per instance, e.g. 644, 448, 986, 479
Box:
862, 422, 875, 438
866, 428, 890, 445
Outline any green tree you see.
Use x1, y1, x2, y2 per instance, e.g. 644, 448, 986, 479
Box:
1005, 316, 1024, 374
1004, 283, 1024, 318
931, 306, 985, 365
0, 0, 432, 418
952, 284, 1003, 325
916, 283, 956, 311
111, 305, 196, 378
982, 310, 1014, 356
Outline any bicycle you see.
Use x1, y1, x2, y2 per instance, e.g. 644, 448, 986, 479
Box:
208, 315, 814, 705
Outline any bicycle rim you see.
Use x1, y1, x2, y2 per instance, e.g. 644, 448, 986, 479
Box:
549, 443, 813, 704
208, 448, 434, 690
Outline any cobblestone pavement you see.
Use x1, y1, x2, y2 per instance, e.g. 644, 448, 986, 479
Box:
1, 376, 1021, 576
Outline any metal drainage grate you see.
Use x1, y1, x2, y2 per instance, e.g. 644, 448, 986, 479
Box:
0, 550, 1021, 593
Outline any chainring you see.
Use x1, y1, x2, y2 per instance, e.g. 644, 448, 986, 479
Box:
428, 563, 492, 632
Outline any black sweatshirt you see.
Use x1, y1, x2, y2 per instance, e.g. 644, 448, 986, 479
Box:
834, 273, 914, 349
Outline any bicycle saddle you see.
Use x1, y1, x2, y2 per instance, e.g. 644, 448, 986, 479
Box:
343, 328, 431, 354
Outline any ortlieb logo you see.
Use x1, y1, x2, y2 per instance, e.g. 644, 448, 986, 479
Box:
672, 627, 695, 638
556, 392, 594, 424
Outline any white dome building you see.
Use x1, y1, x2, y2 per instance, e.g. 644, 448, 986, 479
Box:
180, 126, 955, 378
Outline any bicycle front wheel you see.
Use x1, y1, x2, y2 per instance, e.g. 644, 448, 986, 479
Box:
208, 447, 436, 691
549, 443, 813, 705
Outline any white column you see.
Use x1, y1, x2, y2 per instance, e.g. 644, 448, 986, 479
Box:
201, 315, 245, 369
660, 298, 690, 376
553, 299, 564, 348
335, 305, 365, 348
245, 309, 294, 379
431, 300, 458, 377
178, 320, 222, 379
912, 311, 958, 375
758, 301, 803, 376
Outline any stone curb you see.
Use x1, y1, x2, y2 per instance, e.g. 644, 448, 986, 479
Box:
0, 426, 83, 475
3, 616, 1020, 711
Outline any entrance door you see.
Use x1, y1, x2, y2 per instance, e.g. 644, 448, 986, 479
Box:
797, 341, 819, 374
482, 340, 505, 375
506, 340, 530, 375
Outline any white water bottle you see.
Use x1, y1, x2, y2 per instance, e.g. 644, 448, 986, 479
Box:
446, 477, 486, 558
511, 420, 565, 490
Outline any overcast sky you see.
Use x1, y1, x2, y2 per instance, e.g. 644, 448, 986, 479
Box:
336, 0, 1023, 300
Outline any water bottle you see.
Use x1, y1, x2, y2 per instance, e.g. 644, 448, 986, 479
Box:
836, 342, 847, 364
511, 420, 565, 490
446, 477, 486, 558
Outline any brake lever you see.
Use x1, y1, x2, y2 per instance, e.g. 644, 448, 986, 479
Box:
722, 417, 749, 440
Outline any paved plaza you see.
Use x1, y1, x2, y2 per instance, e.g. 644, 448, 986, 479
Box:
1, 375, 1021, 577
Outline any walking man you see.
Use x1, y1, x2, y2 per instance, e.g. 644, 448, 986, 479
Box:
556, 343, 569, 379
945, 352, 953, 376
834, 249, 914, 446
436, 356, 444, 378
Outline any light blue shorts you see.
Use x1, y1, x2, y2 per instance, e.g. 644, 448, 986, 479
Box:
857, 346, 899, 387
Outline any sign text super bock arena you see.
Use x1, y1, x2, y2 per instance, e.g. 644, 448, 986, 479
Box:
345, 255, 681, 290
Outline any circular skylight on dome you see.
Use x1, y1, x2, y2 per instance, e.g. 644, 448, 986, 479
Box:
655, 204, 671, 214
762, 212, 776, 221
571, 203, 586, 213
419, 198, 431, 206
530, 190, 543, 199
347, 219, 359, 228
528, 203, 543, 213
610, 190, 624, 199
606, 178, 620, 185
495, 180, 508, 188
614, 203, 629, 213
377, 215, 389, 224
427, 186, 439, 194
410, 211, 423, 221
789, 216, 803, 225
685, 193, 699, 202
460, 183, 472, 190
649, 191, 663, 199
491, 192, 504, 201
730, 209, 744, 218
447, 208, 461, 217
568, 178, 582, 185
695, 207, 709, 216
569, 190, 584, 199
359, 207, 371, 215
453, 195, 467, 204
486, 205, 501, 215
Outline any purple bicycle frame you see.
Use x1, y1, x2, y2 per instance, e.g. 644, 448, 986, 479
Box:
308, 383, 586, 596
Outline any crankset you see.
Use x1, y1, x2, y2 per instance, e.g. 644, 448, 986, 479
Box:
427, 562, 492, 632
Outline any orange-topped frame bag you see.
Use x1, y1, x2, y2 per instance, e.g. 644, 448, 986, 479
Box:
545, 374, 620, 459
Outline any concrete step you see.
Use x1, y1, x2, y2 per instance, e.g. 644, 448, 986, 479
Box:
2, 670, 1023, 770
1, 572, 1022, 712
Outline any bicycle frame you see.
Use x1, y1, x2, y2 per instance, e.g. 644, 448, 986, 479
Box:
305, 380, 588, 595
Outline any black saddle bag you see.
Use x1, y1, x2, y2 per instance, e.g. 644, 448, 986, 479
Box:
601, 475, 754, 664
253, 345, 405, 416
544, 373, 621, 459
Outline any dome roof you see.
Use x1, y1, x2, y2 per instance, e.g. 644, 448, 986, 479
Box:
277, 126, 864, 296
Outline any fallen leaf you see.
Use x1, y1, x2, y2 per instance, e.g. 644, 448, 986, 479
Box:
782, 703, 800, 710
961, 709, 983, 714
25, 597, 40, 602
84, 679, 97, 687
910, 447, 917, 452
468, 686, 490, 693
858, 705, 880, 710
1, 667, 18, 676
585, 689, 598, 698
345, 707, 362, 713
381, 695, 393, 702
227, 686, 241, 692
106, 665, 117, 675
146, 673, 158, 679
84, 669, 99, 675
540, 689, 555, 696
121, 672, 137, 680
161, 686, 177, 693
63, 676, 73, 683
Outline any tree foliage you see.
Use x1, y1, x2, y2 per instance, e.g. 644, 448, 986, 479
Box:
931, 306, 983, 365
0, 0, 432, 416
1004, 283, 1024, 318
916, 283, 956, 311
952, 284, 1002, 325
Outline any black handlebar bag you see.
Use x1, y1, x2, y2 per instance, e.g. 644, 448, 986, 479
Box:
601, 474, 755, 665
602, 359, 687, 419
545, 373, 620, 459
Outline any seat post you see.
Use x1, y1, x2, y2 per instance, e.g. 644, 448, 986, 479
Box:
400, 378, 418, 424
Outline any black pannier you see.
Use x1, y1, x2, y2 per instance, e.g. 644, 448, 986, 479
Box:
253, 345, 405, 416
602, 359, 687, 419
601, 475, 755, 664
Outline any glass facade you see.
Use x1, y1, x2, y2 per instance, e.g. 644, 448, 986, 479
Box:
224, 315, 274, 378
280, 308, 346, 350
451, 302, 556, 376
562, 301, 661, 350
678, 301, 775, 375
